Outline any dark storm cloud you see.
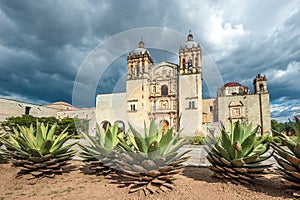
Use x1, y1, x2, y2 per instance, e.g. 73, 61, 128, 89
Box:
0, 0, 299, 121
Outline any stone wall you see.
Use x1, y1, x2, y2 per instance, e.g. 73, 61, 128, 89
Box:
0, 97, 58, 121
96, 93, 127, 130
217, 93, 271, 134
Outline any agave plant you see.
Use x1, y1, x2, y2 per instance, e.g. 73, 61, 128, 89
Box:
0, 130, 7, 163
117, 120, 190, 195
1, 122, 77, 178
272, 117, 300, 187
78, 123, 120, 176
205, 121, 272, 184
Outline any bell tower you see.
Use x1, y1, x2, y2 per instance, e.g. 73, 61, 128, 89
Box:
179, 31, 202, 75
127, 39, 153, 80
126, 39, 154, 130
178, 32, 203, 136
253, 74, 268, 94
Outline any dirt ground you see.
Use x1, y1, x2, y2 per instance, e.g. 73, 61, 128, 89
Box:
0, 161, 296, 200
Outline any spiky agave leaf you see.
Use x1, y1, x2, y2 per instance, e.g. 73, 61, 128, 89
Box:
78, 123, 120, 176
117, 120, 190, 195
1, 122, 76, 178
205, 121, 273, 184
272, 116, 300, 187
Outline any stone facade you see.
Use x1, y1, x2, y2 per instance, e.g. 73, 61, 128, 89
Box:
0, 98, 95, 133
0, 97, 58, 122
96, 33, 271, 136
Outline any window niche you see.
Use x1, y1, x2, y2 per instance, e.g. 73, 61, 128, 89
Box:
161, 85, 168, 96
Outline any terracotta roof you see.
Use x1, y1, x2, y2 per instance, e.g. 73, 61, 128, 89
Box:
223, 82, 242, 87
50, 102, 73, 106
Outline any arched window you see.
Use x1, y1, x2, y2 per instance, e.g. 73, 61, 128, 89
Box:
136, 66, 140, 77
114, 120, 125, 134
259, 84, 264, 92
188, 59, 193, 72
161, 85, 168, 96
182, 58, 186, 69
100, 120, 111, 131
153, 86, 156, 93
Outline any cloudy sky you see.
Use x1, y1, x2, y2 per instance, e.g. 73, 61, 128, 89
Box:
0, 0, 299, 122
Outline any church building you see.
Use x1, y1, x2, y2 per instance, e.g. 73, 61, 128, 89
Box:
95, 33, 271, 136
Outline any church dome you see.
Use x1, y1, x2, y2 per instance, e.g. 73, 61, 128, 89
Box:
133, 40, 150, 55
223, 82, 242, 88
184, 32, 198, 48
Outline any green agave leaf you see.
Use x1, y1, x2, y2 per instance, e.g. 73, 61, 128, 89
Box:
228, 142, 237, 160
293, 143, 300, 158
128, 123, 147, 152
128, 133, 139, 150
243, 155, 259, 164
134, 136, 148, 153
148, 141, 160, 160
36, 123, 44, 148
148, 120, 157, 138
164, 136, 187, 156
241, 131, 257, 157
104, 128, 114, 150
276, 132, 296, 152
79, 152, 95, 159
53, 149, 77, 158
12, 127, 20, 136
21, 126, 37, 150
215, 143, 230, 160
166, 149, 191, 165
147, 133, 157, 147
231, 158, 245, 167
52, 132, 69, 150
15, 136, 31, 152
50, 134, 72, 153
144, 121, 148, 139
40, 140, 53, 155
52, 142, 77, 156
8, 134, 21, 149
148, 141, 159, 153
254, 134, 270, 148
232, 121, 242, 143
252, 152, 273, 164
46, 124, 57, 140
28, 148, 42, 157
159, 129, 173, 152
80, 131, 97, 148
78, 143, 102, 156
96, 123, 105, 147
118, 140, 134, 152
248, 143, 269, 157
242, 123, 253, 143
42, 123, 49, 140
221, 129, 231, 151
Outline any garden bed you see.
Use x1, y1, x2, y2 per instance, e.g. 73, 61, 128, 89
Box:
0, 161, 295, 200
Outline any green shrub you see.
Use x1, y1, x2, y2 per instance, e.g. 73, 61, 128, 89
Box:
193, 136, 204, 145
185, 136, 205, 145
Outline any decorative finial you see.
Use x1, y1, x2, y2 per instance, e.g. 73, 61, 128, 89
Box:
139, 37, 145, 48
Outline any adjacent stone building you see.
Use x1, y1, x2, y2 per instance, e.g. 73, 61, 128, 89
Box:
0, 98, 96, 133
96, 33, 271, 136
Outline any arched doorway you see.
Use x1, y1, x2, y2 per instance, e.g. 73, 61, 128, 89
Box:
160, 120, 169, 135
100, 120, 111, 131
114, 120, 125, 134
